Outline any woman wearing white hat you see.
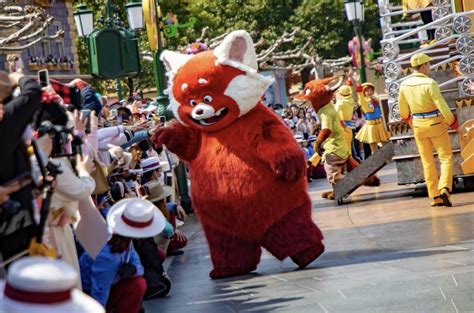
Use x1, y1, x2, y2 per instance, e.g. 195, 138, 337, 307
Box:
79, 198, 166, 313
0, 256, 104, 313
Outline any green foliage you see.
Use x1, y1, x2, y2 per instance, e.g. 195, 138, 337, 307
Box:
74, 0, 382, 97
289, 0, 381, 59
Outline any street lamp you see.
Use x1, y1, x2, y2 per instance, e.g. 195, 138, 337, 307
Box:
345, 0, 367, 83
73, 4, 94, 37
125, 0, 144, 30
73, 1, 143, 99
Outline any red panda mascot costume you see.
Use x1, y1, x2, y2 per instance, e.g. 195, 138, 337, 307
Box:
152, 30, 324, 279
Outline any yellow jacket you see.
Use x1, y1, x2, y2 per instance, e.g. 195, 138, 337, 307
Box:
402, 0, 432, 15
334, 96, 355, 122
317, 103, 350, 160
398, 73, 455, 125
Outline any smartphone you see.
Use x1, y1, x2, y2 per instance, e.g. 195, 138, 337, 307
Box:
38, 69, 49, 88
81, 109, 91, 133
159, 116, 166, 126
4, 172, 32, 189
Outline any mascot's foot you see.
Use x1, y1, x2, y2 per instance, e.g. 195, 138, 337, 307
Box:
291, 243, 325, 269
210, 266, 257, 279
321, 191, 334, 200
363, 175, 381, 187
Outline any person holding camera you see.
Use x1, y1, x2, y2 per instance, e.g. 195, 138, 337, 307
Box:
34, 103, 96, 283
0, 71, 42, 262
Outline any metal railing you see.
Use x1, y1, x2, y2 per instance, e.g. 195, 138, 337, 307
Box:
393, 32, 472, 63
380, 5, 450, 18
381, 11, 474, 44
439, 75, 473, 89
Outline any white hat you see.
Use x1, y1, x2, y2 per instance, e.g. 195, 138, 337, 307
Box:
140, 104, 157, 114
294, 135, 305, 143
0, 257, 104, 313
107, 198, 166, 238
141, 157, 163, 173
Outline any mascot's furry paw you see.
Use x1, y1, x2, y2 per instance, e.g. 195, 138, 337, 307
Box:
151, 123, 199, 159
321, 191, 334, 200
272, 153, 307, 182
291, 242, 325, 269
363, 175, 381, 187
151, 126, 182, 150
210, 266, 257, 279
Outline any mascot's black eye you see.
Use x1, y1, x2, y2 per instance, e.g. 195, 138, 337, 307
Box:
189, 99, 197, 107
203, 95, 213, 103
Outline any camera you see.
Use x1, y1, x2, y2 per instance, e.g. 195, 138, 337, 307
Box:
37, 121, 83, 158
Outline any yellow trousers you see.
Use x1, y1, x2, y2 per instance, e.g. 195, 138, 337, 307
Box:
342, 126, 353, 156
412, 116, 453, 198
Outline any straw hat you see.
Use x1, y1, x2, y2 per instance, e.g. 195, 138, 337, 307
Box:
0, 71, 14, 102
107, 198, 166, 238
144, 181, 172, 203
362, 82, 375, 91
0, 257, 104, 313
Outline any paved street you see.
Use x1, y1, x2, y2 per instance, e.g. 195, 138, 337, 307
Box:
145, 163, 474, 313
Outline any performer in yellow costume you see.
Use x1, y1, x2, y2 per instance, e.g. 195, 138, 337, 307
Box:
335, 85, 356, 155
398, 53, 458, 207
355, 82, 391, 154
402, 0, 435, 43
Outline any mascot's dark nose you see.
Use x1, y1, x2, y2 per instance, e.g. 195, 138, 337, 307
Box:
196, 109, 204, 115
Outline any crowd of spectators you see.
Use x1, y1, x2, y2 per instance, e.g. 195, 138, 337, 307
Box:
0, 71, 189, 312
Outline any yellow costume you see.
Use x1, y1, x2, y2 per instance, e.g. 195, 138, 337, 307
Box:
355, 83, 391, 152
335, 85, 356, 155
398, 53, 456, 204
402, 0, 431, 12
317, 102, 351, 185
318, 103, 351, 162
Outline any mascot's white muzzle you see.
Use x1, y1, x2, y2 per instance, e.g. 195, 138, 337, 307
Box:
191, 104, 216, 120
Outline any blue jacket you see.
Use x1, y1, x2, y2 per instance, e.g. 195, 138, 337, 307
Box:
81, 86, 103, 115
80, 243, 144, 306
120, 130, 150, 150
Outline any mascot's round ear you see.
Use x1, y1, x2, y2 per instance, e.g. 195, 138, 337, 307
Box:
325, 76, 345, 92
214, 30, 258, 70
160, 50, 193, 75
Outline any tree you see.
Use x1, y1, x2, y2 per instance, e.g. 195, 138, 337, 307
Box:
0, 5, 62, 51
289, 0, 381, 59
74, 0, 382, 96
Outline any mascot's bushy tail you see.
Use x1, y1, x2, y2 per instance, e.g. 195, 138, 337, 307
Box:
346, 157, 381, 187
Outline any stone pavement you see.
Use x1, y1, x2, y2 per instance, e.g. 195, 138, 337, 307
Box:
144, 163, 474, 313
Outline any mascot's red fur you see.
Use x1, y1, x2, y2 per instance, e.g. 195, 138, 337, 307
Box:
151, 30, 324, 279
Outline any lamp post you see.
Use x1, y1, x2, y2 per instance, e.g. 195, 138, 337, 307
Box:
142, 0, 195, 212
345, 0, 367, 83
152, 0, 169, 118
73, 1, 143, 99
142, 0, 195, 118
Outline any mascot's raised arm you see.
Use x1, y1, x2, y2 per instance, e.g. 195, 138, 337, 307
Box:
151, 30, 325, 279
